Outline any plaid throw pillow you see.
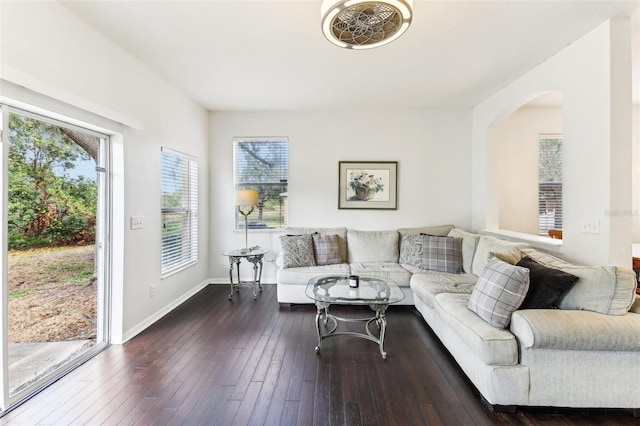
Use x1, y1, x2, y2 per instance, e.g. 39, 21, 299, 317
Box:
420, 235, 463, 273
312, 233, 342, 266
279, 234, 316, 269
467, 258, 530, 329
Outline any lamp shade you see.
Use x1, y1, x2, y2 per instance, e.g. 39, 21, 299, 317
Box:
234, 189, 258, 207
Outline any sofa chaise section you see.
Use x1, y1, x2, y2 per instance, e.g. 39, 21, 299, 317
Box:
411, 227, 640, 414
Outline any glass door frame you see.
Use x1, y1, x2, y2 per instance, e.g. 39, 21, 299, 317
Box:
0, 103, 112, 412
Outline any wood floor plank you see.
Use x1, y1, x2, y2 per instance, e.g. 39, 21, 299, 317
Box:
2, 284, 638, 425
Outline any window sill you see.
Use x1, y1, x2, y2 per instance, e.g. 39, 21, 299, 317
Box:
234, 228, 285, 233
161, 260, 198, 279
482, 229, 562, 248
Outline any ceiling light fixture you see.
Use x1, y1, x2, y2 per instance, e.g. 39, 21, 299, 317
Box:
321, 0, 413, 50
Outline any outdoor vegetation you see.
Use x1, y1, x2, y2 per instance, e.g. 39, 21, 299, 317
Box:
7, 113, 98, 343
234, 140, 288, 229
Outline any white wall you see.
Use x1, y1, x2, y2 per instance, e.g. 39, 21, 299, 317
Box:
209, 109, 472, 283
498, 105, 563, 234
1, 1, 210, 343
472, 19, 633, 267
633, 104, 640, 243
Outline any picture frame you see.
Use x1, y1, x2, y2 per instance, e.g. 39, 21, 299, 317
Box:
338, 161, 397, 209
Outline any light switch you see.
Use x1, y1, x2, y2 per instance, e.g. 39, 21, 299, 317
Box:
131, 216, 144, 230
581, 219, 599, 234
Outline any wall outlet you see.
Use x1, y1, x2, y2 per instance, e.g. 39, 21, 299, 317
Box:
150, 283, 156, 297
131, 216, 144, 230
581, 219, 600, 234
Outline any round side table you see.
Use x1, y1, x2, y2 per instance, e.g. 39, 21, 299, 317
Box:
222, 247, 269, 300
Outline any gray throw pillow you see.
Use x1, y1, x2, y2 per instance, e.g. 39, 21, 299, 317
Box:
420, 235, 463, 274
280, 234, 316, 269
312, 233, 342, 266
399, 234, 424, 266
468, 258, 530, 329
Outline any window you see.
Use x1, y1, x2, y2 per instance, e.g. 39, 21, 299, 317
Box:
233, 138, 288, 229
161, 148, 198, 275
538, 135, 562, 235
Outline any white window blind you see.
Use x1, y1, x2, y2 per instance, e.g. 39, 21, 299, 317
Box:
538, 136, 562, 235
233, 138, 288, 229
161, 148, 198, 276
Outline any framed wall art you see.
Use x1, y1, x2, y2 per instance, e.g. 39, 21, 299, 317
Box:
338, 161, 397, 209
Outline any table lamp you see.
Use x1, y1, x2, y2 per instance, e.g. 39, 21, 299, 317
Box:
235, 189, 258, 253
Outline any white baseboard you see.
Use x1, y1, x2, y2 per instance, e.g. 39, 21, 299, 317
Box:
113, 279, 277, 344
114, 278, 211, 344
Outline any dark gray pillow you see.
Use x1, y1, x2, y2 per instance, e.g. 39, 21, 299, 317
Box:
517, 256, 579, 309
468, 258, 530, 329
312, 233, 341, 266
420, 235, 463, 274
280, 234, 316, 269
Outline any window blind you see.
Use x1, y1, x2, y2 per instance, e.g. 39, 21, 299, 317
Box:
538, 136, 562, 235
161, 148, 198, 275
233, 138, 288, 229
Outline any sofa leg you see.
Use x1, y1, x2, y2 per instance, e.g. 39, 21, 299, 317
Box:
634, 408, 640, 418
480, 396, 516, 413
278, 302, 292, 309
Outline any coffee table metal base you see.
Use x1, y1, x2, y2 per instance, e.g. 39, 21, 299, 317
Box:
314, 302, 389, 359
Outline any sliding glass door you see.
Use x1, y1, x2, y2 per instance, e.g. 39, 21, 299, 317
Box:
0, 105, 111, 411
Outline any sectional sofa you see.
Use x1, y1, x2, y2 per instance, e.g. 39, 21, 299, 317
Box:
276, 225, 640, 415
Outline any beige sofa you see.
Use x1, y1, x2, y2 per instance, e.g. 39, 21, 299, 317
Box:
276, 225, 454, 306
276, 225, 640, 415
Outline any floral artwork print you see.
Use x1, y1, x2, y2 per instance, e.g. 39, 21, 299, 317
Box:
347, 169, 390, 202
338, 161, 397, 209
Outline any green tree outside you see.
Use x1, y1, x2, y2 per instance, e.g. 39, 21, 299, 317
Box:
8, 114, 97, 249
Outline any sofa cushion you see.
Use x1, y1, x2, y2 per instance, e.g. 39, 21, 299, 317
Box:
312, 233, 342, 266
284, 227, 348, 262
557, 265, 637, 315
511, 309, 640, 351
347, 230, 399, 263
279, 234, 316, 269
410, 271, 477, 308
397, 225, 454, 236
349, 262, 412, 287
420, 235, 463, 274
447, 228, 480, 274
434, 292, 519, 365
521, 248, 638, 315
468, 258, 530, 329
398, 234, 424, 267
471, 236, 530, 277
516, 256, 579, 309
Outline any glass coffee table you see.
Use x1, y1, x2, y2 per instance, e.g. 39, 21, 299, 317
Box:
305, 275, 405, 359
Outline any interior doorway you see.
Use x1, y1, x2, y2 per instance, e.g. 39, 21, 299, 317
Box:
1, 105, 111, 411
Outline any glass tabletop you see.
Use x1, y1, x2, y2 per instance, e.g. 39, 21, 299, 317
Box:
305, 275, 405, 305
222, 247, 269, 257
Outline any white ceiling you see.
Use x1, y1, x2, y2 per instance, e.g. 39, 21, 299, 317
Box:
61, 0, 640, 112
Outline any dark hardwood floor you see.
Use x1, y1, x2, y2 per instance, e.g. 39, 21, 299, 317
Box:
1, 284, 637, 425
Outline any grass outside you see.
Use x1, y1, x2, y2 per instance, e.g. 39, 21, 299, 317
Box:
8, 245, 96, 343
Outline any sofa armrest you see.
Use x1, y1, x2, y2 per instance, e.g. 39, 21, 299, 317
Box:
510, 309, 640, 351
